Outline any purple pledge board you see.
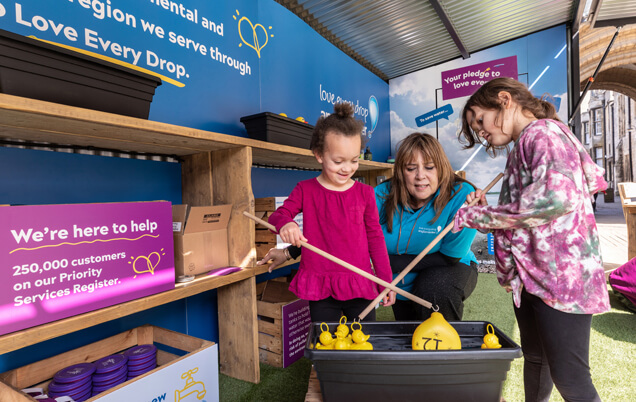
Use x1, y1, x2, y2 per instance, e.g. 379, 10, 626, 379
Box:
282, 299, 311, 368
0, 201, 175, 336
441, 55, 518, 100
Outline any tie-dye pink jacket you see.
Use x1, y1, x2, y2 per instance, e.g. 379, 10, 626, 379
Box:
454, 119, 610, 314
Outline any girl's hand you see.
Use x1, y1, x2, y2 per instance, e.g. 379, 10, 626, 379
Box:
278, 222, 307, 247
466, 189, 488, 206
380, 290, 396, 307
256, 247, 288, 272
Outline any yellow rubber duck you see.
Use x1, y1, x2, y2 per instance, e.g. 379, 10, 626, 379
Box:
481, 323, 502, 349
335, 316, 349, 338
318, 322, 335, 347
347, 321, 373, 350
333, 333, 350, 350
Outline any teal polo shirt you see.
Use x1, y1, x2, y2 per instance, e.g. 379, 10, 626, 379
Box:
375, 180, 478, 299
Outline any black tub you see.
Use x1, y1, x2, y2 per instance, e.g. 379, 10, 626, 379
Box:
0, 29, 161, 119
241, 112, 314, 149
305, 321, 521, 402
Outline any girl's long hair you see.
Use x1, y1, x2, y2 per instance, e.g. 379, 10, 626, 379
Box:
459, 77, 559, 156
381, 133, 472, 232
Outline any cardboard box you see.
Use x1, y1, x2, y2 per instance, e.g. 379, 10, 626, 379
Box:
0, 201, 175, 337
0, 325, 219, 401
172, 204, 232, 277
257, 279, 311, 368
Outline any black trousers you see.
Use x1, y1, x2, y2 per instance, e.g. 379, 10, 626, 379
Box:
514, 289, 601, 402
392, 261, 478, 321
309, 297, 376, 322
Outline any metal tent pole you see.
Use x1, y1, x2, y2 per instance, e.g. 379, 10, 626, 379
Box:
568, 26, 622, 125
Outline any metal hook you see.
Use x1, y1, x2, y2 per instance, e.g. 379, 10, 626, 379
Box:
432, 305, 440, 312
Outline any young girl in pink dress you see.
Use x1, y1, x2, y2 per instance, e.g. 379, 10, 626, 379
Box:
454, 77, 609, 402
268, 103, 395, 322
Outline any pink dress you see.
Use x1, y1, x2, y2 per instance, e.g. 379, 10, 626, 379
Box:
454, 119, 610, 314
268, 178, 392, 301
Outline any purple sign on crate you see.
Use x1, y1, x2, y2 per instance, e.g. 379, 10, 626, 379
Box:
0, 202, 175, 336
281, 299, 311, 368
441, 55, 518, 100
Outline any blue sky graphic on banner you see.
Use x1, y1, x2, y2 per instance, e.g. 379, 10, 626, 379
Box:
389, 25, 567, 193
0, 0, 390, 157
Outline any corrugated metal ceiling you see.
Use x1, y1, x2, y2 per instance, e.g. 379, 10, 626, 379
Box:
276, 0, 578, 81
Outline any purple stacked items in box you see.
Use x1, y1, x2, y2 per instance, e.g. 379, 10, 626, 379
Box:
47, 362, 96, 402
124, 344, 157, 379
91, 353, 128, 396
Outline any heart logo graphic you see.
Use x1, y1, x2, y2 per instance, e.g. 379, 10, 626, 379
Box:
132, 252, 161, 277
238, 16, 268, 58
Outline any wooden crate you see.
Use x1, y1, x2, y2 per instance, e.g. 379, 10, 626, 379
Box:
0, 325, 216, 401
255, 229, 278, 243
255, 242, 278, 260
255, 197, 288, 212
257, 279, 311, 368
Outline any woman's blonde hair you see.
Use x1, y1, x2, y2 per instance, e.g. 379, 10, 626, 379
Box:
381, 133, 471, 232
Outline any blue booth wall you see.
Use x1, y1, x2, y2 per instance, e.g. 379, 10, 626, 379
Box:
0, 0, 389, 372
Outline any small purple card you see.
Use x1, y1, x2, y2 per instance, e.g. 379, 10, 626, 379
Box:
0, 202, 175, 336
441, 55, 518, 100
281, 299, 311, 368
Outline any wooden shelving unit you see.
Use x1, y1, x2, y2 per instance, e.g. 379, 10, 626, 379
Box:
0, 93, 393, 384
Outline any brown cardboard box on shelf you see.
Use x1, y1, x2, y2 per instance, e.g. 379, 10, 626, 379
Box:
172, 204, 232, 278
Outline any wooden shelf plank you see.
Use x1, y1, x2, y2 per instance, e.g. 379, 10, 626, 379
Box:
251, 258, 300, 276
0, 269, 253, 355
0, 94, 393, 172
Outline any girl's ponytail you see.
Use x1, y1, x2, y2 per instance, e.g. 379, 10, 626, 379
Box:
538, 96, 559, 121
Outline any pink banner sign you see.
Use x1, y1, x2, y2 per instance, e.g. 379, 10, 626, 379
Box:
441, 56, 518, 100
0, 201, 175, 336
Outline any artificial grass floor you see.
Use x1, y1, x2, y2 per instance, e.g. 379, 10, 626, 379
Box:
219, 273, 636, 401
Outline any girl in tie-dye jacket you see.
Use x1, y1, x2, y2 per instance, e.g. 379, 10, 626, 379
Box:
455, 78, 608, 402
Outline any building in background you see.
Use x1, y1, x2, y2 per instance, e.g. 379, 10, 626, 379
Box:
581, 90, 636, 202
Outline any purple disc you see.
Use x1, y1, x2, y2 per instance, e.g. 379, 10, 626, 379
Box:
92, 376, 125, 394
53, 363, 96, 384
48, 377, 91, 393
49, 379, 92, 399
126, 352, 156, 368
127, 358, 156, 372
94, 354, 128, 374
93, 371, 127, 387
127, 363, 156, 377
124, 344, 156, 361
93, 364, 127, 383
73, 388, 93, 402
